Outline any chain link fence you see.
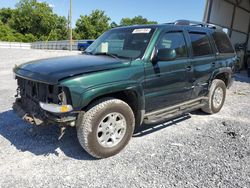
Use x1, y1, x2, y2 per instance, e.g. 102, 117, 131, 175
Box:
31, 40, 91, 51
0, 40, 93, 51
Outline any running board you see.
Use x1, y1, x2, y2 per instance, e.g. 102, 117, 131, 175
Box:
144, 97, 207, 124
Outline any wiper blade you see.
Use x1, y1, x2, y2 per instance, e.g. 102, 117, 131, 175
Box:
93, 52, 120, 60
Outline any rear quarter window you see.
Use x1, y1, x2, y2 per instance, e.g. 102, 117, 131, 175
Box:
212, 32, 235, 53
189, 33, 213, 57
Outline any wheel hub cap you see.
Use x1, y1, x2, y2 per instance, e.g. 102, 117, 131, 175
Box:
213, 87, 223, 108
97, 112, 127, 148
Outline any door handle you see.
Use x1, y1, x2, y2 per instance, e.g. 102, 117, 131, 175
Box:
186, 66, 192, 71
211, 62, 216, 66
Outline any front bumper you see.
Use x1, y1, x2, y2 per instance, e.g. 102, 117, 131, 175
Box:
13, 98, 77, 126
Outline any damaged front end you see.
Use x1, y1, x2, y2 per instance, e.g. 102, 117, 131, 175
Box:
13, 76, 77, 126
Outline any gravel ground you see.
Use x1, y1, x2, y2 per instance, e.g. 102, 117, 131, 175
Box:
0, 49, 249, 188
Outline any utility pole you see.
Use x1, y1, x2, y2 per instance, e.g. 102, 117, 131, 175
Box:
69, 0, 73, 51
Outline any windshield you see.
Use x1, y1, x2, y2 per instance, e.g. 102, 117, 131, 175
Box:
85, 27, 155, 59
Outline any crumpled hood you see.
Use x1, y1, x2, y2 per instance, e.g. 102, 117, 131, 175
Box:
13, 55, 130, 84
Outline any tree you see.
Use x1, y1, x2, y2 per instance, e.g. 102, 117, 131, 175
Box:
120, 16, 157, 26
0, 23, 16, 41
55, 16, 68, 40
0, 21, 37, 42
10, 0, 54, 37
0, 8, 15, 24
0, 1, 159, 42
75, 10, 110, 39
9, 0, 67, 41
48, 15, 68, 41
23, 33, 37, 42
0, 0, 68, 42
72, 29, 81, 40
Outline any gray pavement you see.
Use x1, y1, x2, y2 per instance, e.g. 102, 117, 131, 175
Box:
0, 49, 249, 188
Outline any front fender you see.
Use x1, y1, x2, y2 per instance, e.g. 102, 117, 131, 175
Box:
78, 81, 145, 111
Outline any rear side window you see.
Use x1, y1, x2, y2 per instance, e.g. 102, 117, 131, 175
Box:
212, 32, 234, 53
189, 33, 213, 57
157, 32, 187, 59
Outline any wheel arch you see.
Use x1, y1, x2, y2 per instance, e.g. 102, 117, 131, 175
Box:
80, 83, 145, 127
210, 67, 233, 88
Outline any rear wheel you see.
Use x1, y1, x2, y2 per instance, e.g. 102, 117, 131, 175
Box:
76, 98, 135, 158
201, 79, 226, 114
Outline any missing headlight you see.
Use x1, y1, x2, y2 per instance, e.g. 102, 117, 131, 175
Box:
58, 91, 67, 105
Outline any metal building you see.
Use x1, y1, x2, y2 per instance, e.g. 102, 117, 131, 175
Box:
203, 0, 250, 69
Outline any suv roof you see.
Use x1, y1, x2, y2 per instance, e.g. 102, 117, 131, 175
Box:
112, 20, 223, 33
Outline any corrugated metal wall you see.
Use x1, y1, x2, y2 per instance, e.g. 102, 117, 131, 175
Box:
203, 0, 250, 69
204, 0, 250, 50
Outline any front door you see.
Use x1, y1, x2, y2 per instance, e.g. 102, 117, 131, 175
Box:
144, 31, 193, 112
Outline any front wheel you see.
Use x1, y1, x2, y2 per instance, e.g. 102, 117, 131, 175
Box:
201, 79, 226, 114
76, 98, 135, 158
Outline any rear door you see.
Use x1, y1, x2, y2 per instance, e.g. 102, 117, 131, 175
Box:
144, 30, 193, 112
187, 31, 216, 99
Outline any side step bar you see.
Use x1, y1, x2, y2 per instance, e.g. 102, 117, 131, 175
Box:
144, 97, 208, 124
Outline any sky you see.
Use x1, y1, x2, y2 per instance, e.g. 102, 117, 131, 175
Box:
0, 0, 206, 27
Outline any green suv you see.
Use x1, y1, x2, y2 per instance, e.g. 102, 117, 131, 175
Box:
13, 20, 236, 158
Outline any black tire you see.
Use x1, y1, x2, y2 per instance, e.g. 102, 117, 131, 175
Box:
201, 79, 226, 114
76, 98, 135, 158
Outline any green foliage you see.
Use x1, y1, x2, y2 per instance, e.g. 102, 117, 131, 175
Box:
0, 0, 67, 42
72, 29, 81, 40
0, 8, 15, 24
23, 33, 37, 42
53, 15, 68, 40
0, 0, 159, 42
75, 10, 110, 39
120, 16, 157, 26
11, 0, 57, 37
0, 23, 16, 41
0, 22, 37, 42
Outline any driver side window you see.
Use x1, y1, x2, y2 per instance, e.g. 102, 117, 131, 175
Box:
157, 32, 188, 59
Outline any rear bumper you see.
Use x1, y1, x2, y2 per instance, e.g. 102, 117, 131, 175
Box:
13, 98, 77, 126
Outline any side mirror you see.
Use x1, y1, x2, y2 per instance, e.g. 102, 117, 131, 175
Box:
157, 48, 177, 61
152, 48, 177, 63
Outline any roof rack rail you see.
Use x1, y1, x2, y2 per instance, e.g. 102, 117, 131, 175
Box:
173, 20, 217, 29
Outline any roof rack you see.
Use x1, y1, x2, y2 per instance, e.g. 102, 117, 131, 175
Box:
171, 20, 217, 29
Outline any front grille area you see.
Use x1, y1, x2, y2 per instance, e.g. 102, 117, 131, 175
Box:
14, 76, 75, 124
16, 76, 64, 105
